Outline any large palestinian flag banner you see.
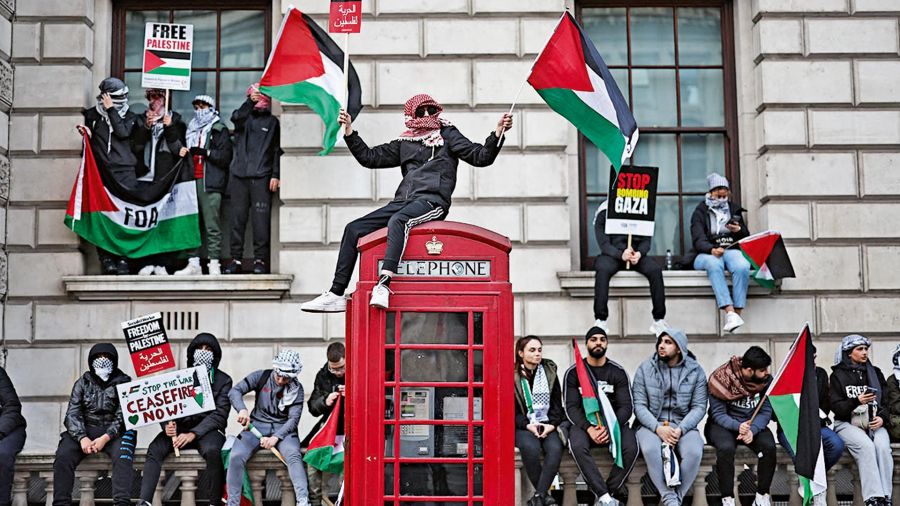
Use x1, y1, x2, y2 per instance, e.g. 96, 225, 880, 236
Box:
766, 324, 826, 504
65, 131, 200, 258
528, 12, 638, 173
259, 8, 363, 155
732, 230, 796, 289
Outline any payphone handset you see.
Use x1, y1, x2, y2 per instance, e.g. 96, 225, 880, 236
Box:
398, 388, 435, 457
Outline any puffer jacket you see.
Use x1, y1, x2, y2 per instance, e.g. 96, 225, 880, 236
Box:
167, 333, 233, 438
632, 329, 708, 433
344, 125, 504, 210
64, 343, 131, 441
0, 366, 26, 438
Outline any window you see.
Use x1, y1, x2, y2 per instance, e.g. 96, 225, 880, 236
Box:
577, 1, 738, 269
112, 1, 271, 128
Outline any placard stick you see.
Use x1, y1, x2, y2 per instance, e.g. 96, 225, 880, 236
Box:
625, 233, 632, 270
164, 90, 170, 115
173, 438, 180, 457
342, 33, 350, 108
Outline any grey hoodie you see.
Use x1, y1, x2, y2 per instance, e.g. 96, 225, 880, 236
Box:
632, 329, 708, 432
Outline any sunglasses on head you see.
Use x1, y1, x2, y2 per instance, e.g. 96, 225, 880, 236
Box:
415, 105, 439, 118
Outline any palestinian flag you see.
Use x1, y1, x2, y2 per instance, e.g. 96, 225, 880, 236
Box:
259, 7, 363, 155
766, 324, 826, 505
733, 230, 795, 289
143, 49, 191, 77
222, 438, 254, 506
304, 394, 345, 474
64, 131, 200, 258
528, 12, 637, 173
571, 339, 622, 467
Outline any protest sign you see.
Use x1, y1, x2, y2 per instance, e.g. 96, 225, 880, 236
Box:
117, 366, 214, 430
329, 1, 362, 33
605, 165, 659, 237
122, 312, 176, 377
142, 22, 193, 90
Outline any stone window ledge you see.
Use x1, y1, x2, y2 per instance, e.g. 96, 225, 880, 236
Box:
62, 275, 294, 301
558, 271, 772, 298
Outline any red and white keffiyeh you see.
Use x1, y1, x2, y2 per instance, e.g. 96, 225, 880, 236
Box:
397, 94, 452, 147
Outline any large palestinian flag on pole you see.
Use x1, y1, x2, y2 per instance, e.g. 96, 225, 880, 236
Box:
304, 394, 345, 474
766, 324, 826, 505
259, 7, 363, 155
571, 339, 622, 467
64, 131, 200, 258
732, 230, 795, 289
528, 12, 637, 173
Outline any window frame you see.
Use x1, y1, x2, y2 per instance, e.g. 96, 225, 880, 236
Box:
576, 0, 740, 270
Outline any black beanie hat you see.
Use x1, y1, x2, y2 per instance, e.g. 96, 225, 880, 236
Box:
585, 326, 607, 342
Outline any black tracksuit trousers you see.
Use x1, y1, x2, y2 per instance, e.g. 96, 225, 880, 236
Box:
706, 422, 776, 498
139, 430, 226, 504
53, 427, 136, 506
332, 199, 444, 293
594, 254, 666, 321
567, 423, 639, 500
230, 176, 273, 261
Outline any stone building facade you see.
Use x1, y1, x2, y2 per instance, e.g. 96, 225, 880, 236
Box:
1, 0, 899, 452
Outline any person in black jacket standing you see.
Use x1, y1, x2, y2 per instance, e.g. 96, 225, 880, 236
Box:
225, 83, 282, 275
592, 200, 668, 336
301, 94, 512, 312
0, 367, 26, 506
136, 332, 233, 506
303, 342, 346, 505
689, 173, 750, 334
81, 77, 140, 275
175, 95, 233, 276
52, 343, 136, 506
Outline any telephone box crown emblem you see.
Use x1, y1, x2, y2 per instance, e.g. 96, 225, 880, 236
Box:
426, 236, 443, 255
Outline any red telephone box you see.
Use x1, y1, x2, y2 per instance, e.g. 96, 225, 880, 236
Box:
346, 221, 514, 505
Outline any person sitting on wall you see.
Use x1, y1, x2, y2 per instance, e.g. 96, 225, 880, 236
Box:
689, 173, 750, 334
592, 199, 668, 336
0, 366, 26, 506
52, 343, 136, 506
514, 336, 564, 506
302, 342, 346, 505
885, 344, 900, 444
227, 350, 310, 506
300, 94, 512, 313
137, 333, 233, 506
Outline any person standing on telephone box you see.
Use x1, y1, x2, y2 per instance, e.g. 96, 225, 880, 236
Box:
174, 95, 233, 276
0, 367, 26, 506
689, 173, 750, 334
592, 200, 668, 336
302, 342, 346, 505
136, 333, 233, 506
300, 94, 512, 313
514, 336, 564, 506
829, 335, 893, 506
224, 83, 282, 275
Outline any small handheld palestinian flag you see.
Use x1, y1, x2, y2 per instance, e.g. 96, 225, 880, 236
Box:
765, 324, 826, 505
571, 339, 623, 467
528, 13, 638, 174
192, 369, 205, 408
304, 394, 345, 474
259, 7, 363, 155
732, 230, 795, 289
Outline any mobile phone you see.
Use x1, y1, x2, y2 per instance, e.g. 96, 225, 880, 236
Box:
866, 386, 878, 394
536, 425, 545, 435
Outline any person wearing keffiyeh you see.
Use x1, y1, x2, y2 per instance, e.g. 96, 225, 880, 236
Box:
513, 336, 564, 506
301, 94, 513, 313
885, 344, 900, 442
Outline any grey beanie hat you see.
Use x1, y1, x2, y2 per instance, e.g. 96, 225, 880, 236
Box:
707, 173, 729, 191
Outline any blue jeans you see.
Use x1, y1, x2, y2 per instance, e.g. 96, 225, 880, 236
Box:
693, 249, 750, 309
777, 426, 846, 471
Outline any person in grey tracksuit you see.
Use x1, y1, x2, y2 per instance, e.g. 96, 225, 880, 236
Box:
227, 350, 309, 506
632, 328, 707, 506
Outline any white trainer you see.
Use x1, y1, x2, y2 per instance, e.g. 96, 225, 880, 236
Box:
721, 498, 735, 506
208, 259, 221, 276
295, 498, 311, 506
152, 265, 169, 276
723, 311, 744, 333
174, 257, 202, 276
137, 265, 154, 276
593, 319, 609, 334
370, 284, 391, 309
649, 319, 669, 336
753, 493, 772, 506
300, 291, 347, 313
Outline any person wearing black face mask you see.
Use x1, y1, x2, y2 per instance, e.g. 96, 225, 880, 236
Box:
706, 346, 775, 506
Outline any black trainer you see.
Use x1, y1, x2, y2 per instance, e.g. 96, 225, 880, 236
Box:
252, 259, 267, 274
116, 259, 130, 275
101, 258, 118, 275
223, 260, 242, 274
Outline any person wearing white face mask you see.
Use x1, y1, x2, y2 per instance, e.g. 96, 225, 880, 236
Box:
688, 173, 750, 333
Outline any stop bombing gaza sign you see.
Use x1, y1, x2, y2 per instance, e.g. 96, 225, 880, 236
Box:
605, 165, 659, 237
142, 22, 193, 91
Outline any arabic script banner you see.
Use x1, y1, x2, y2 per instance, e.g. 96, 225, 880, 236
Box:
329, 1, 362, 33
117, 366, 214, 429
122, 312, 176, 377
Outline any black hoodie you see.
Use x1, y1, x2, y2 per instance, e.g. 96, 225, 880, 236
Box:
64, 343, 131, 441
169, 333, 233, 438
830, 354, 890, 426
0, 366, 26, 438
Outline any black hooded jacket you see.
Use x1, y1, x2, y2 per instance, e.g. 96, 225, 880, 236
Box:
344, 125, 504, 209
830, 356, 890, 426
0, 366, 26, 438
64, 343, 131, 441
82, 106, 140, 170
198, 122, 233, 193
301, 364, 345, 446
167, 333, 233, 438
230, 99, 282, 179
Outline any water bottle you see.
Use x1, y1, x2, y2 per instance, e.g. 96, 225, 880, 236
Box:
665, 249, 673, 270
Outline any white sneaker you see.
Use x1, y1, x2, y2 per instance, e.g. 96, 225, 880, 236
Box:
593, 493, 616, 506
138, 265, 154, 276
723, 311, 744, 333
721, 498, 735, 506
300, 291, 347, 313
370, 284, 391, 309
296, 498, 311, 506
208, 259, 221, 276
649, 319, 669, 336
593, 319, 609, 334
152, 265, 169, 276
753, 493, 772, 506
174, 257, 202, 276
